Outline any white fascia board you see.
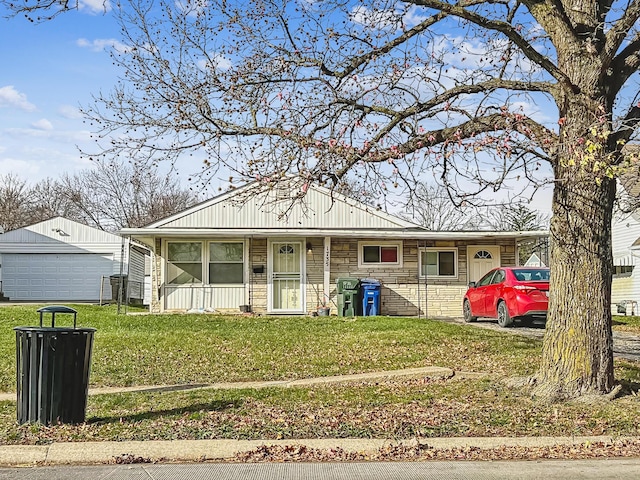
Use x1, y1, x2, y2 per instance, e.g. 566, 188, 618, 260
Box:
120, 228, 549, 240
0, 243, 122, 254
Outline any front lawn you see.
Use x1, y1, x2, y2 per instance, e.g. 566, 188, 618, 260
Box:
0, 304, 638, 446
613, 315, 640, 334
0, 304, 541, 390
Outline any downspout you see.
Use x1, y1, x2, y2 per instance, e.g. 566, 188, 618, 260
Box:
248, 236, 252, 308
117, 236, 126, 315
416, 239, 421, 319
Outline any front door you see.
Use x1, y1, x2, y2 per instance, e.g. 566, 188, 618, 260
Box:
269, 241, 305, 313
467, 246, 501, 283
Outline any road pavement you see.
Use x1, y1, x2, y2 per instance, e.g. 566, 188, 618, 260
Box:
1, 459, 640, 479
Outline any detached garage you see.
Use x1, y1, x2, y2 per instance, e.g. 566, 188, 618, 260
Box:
0, 217, 146, 303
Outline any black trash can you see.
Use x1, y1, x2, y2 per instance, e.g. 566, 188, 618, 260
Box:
15, 306, 96, 425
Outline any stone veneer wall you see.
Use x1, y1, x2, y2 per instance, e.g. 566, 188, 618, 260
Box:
153, 236, 517, 316
324, 237, 517, 317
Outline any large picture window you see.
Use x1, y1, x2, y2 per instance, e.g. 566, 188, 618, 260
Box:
358, 241, 402, 268
209, 242, 244, 284
167, 242, 203, 284
420, 248, 457, 278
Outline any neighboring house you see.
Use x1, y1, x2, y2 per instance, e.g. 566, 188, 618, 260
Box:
120, 183, 548, 317
611, 209, 640, 315
0, 217, 147, 304
611, 154, 640, 315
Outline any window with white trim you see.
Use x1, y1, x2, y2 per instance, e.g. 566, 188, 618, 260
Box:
358, 241, 402, 268
209, 242, 244, 284
613, 265, 634, 278
167, 242, 203, 284
419, 248, 457, 278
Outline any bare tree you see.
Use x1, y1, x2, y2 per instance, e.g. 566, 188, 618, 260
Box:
63, 0, 640, 400
28, 178, 82, 223
0, 163, 198, 233
0, 173, 32, 233
59, 160, 199, 230
488, 204, 550, 232
401, 183, 485, 230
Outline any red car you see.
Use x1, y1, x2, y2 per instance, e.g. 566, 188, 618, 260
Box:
463, 267, 550, 327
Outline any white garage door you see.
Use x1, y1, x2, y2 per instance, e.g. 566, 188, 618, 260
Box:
2, 253, 115, 301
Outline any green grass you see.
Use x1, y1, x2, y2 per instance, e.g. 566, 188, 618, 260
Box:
613, 315, 640, 334
0, 376, 639, 444
0, 304, 638, 445
0, 304, 541, 390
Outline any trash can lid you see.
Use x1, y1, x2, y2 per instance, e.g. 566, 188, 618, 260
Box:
37, 305, 78, 314
360, 278, 381, 285
14, 326, 96, 333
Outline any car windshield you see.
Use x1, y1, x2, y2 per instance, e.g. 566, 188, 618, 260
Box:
512, 269, 550, 281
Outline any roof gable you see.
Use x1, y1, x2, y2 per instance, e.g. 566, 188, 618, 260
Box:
0, 217, 122, 245
147, 182, 418, 231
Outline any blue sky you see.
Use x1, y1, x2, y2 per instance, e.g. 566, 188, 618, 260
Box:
0, 2, 553, 215
0, 6, 123, 182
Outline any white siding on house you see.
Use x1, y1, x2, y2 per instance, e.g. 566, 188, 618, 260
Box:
612, 211, 640, 266
164, 285, 246, 311
611, 210, 640, 314
0, 217, 147, 303
155, 185, 416, 231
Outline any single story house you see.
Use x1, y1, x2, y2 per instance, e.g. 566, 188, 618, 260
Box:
0, 217, 147, 304
120, 183, 548, 316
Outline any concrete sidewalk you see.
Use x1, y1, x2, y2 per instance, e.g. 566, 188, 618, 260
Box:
1, 435, 639, 466
1, 365, 638, 467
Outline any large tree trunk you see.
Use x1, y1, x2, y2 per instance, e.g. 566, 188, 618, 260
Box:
536, 171, 615, 399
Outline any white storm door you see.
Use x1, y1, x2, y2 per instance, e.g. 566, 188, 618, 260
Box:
268, 241, 305, 313
467, 246, 501, 283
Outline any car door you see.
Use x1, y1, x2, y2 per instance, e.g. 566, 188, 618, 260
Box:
468, 269, 496, 317
483, 269, 506, 317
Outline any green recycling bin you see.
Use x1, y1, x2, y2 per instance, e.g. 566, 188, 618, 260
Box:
15, 306, 96, 425
337, 277, 361, 317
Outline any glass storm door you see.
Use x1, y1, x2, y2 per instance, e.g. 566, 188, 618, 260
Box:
269, 241, 304, 313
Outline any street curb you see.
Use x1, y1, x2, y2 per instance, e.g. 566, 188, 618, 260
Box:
0, 436, 638, 466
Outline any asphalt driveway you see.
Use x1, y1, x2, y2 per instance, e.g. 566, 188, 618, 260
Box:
440, 317, 640, 363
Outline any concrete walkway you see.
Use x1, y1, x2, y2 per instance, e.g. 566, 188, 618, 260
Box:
0, 366, 460, 402
1, 364, 639, 466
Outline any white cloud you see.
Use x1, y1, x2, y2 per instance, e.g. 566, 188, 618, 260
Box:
7, 127, 92, 144
58, 104, 83, 119
0, 85, 36, 112
350, 4, 429, 31
31, 118, 54, 131
79, 0, 112, 14
77, 37, 130, 53
0, 157, 42, 178
197, 53, 233, 72
350, 5, 400, 31
175, 0, 208, 17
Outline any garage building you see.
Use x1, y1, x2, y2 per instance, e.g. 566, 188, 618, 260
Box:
0, 217, 146, 303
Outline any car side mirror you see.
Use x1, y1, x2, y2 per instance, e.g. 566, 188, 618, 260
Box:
468, 281, 476, 288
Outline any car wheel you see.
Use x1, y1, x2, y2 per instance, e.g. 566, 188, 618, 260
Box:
497, 301, 514, 328
463, 300, 477, 323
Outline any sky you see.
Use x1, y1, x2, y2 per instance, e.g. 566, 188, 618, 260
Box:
0, 2, 553, 216
0, 5, 125, 181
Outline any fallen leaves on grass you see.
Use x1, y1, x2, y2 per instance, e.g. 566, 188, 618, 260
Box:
234, 440, 640, 463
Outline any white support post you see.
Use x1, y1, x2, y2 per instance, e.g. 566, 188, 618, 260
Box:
323, 237, 331, 307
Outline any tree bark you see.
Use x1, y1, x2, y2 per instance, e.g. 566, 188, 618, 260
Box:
536, 169, 615, 399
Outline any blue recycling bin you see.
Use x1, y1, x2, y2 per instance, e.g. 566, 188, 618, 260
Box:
361, 278, 381, 316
